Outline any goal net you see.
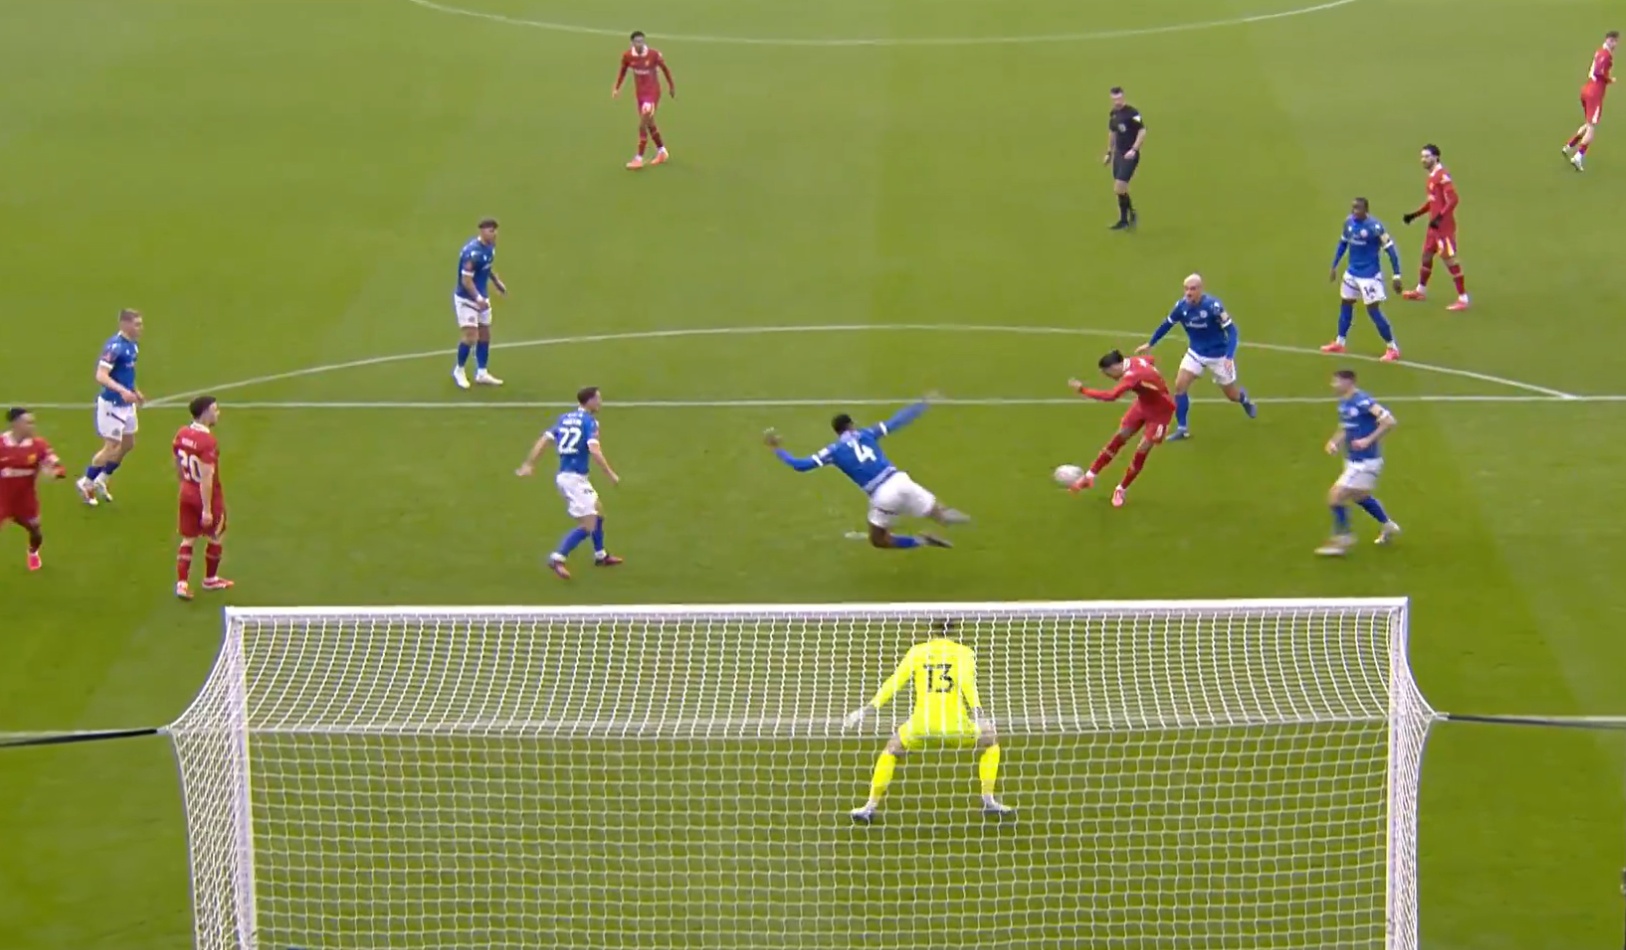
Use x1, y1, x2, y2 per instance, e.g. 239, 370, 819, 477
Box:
167, 599, 1434, 950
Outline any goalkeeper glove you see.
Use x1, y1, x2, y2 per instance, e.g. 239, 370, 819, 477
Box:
1402, 212, 1418, 225
843, 706, 871, 729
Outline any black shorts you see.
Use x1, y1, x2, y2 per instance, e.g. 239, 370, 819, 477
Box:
1112, 153, 1140, 183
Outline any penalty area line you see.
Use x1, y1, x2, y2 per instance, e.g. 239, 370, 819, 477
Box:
13, 395, 1626, 411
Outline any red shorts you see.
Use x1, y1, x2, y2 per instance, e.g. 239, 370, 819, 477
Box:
1121, 404, 1175, 443
1425, 223, 1458, 258
1583, 86, 1606, 125
179, 498, 227, 539
0, 490, 40, 527
636, 91, 660, 116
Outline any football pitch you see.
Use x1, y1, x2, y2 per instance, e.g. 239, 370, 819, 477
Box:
3, 0, 1626, 946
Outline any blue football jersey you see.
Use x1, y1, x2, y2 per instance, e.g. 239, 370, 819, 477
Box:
456, 237, 496, 300
547, 409, 599, 475
97, 333, 139, 405
1339, 390, 1389, 461
813, 427, 898, 494
1338, 216, 1397, 280
1161, 294, 1234, 358
775, 402, 927, 493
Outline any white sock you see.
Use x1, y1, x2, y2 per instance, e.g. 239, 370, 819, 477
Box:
1335, 336, 1346, 345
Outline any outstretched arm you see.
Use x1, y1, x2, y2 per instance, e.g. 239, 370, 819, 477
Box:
764, 429, 823, 471
1144, 311, 1177, 349
876, 400, 927, 436
1073, 377, 1135, 402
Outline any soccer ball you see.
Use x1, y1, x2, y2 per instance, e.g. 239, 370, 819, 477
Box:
1053, 464, 1084, 487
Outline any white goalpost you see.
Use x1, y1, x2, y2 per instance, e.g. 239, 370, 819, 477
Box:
167, 599, 1435, 950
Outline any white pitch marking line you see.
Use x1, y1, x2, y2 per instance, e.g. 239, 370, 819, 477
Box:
135, 323, 1573, 408
402, 0, 1364, 47
17, 396, 1626, 411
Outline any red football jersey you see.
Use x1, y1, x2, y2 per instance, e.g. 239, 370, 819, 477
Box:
1081, 356, 1177, 412
1586, 46, 1615, 91
173, 423, 224, 508
0, 433, 57, 495
1423, 165, 1458, 227
622, 47, 666, 96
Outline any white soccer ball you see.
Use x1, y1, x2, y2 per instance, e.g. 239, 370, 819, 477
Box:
1053, 464, 1084, 486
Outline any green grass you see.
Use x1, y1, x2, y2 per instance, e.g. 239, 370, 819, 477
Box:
3, 0, 1626, 946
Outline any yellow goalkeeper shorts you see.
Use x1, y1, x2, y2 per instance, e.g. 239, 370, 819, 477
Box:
897, 716, 981, 751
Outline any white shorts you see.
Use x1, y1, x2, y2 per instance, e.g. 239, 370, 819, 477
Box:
1341, 273, 1387, 305
1178, 350, 1238, 387
555, 472, 599, 519
454, 295, 491, 328
95, 398, 138, 440
867, 472, 936, 529
1337, 458, 1384, 493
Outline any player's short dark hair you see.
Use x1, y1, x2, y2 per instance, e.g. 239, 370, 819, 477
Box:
1607, 30, 1620, 40
1333, 369, 1358, 383
189, 395, 217, 419
831, 413, 854, 434
7, 407, 28, 423
477, 218, 499, 230
576, 386, 600, 405
1098, 349, 1125, 370
1422, 143, 1441, 158
1352, 196, 1369, 211
630, 30, 645, 41
1108, 86, 1124, 96
119, 308, 141, 322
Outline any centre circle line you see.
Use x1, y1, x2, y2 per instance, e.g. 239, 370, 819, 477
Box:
144, 323, 1573, 407
402, 0, 1364, 48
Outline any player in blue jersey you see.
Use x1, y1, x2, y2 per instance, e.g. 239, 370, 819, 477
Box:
451, 218, 508, 390
76, 309, 144, 507
1320, 198, 1403, 361
1317, 369, 1401, 556
1136, 274, 1257, 441
764, 397, 969, 549
516, 386, 624, 579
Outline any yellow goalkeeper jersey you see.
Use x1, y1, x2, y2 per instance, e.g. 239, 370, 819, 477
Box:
869, 638, 981, 732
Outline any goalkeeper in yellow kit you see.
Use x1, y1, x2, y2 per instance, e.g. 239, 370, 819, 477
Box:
843, 634, 1013, 824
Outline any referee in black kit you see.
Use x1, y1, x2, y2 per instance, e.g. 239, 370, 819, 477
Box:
1103, 87, 1145, 230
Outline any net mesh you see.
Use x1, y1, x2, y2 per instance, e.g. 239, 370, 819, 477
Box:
168, 600, 1433, 950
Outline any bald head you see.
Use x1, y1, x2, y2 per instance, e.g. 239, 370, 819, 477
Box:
1183, 274, 1204, 303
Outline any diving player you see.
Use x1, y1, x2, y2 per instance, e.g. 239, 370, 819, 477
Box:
764, 397, 968, 549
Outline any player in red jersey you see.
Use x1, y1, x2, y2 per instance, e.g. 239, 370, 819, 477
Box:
0, 408, 66, 571
172, 395, 234, 600
1563, 31, 1618, 171
1066, 350, 1177, 508
612, 31, 676, 170
1400, 144, 1470, 312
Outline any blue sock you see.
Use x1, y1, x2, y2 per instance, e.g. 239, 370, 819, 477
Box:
101, 461, 120, 477
84, 464, 104, 481
1175, 393, 1191, 428
475, 341, 490, 371
1331, 505, 1351, 534
455, 342, 471, 367
1237, 387, 1253, 408
891, 536, 922, 549
1367, 306, 1395, 344
1357, 497, 1390, 524
591, 516, 605, 554
554, 527, 590, 558
1337, 300, 1355, 340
